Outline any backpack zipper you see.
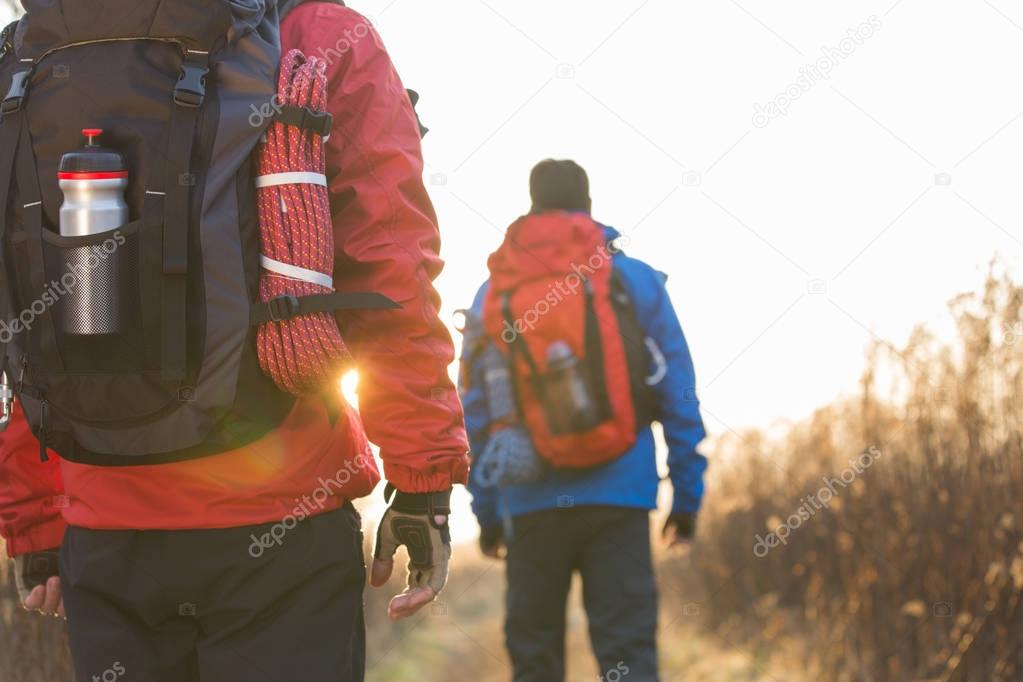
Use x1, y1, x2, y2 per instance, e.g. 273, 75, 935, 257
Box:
26, 378, 183, 429
37, 399, 48, 461
18, 352, 178, 431
15, 355, 49, 461
28, 36, 186, 66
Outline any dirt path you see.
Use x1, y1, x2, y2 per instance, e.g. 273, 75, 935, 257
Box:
364, 560, 801, 682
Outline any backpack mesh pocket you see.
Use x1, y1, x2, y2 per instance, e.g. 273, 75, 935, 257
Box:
41, 222, 144, 372
57, 239, 126, 335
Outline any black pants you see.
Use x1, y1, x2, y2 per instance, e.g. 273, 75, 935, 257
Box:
60, 505, 367, 682
505, 506, 659, 682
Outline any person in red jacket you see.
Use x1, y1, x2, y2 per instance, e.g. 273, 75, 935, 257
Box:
1, 3, 468, 681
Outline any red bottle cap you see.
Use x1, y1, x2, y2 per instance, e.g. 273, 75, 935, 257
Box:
81, 128, 103, 146
58, 128, 127, 179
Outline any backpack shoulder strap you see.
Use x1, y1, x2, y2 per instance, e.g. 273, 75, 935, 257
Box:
500, 290, 542, 380
609, 267, 656, 424
580, 278, 613, 420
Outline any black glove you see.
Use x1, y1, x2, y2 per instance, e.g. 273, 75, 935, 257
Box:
663, 511, 697, 545
479, 524, 504, 558
372, 484, 452, 596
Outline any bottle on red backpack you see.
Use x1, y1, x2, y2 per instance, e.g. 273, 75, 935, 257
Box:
543, 341, 601, 434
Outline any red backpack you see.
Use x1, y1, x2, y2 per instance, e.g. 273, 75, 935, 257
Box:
482, 212, 651, 469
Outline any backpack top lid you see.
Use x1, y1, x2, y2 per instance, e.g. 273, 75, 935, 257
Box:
487, 211, 608, 290
14, 0, 274, 60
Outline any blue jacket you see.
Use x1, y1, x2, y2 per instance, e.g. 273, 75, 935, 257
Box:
461, 224, 708, 529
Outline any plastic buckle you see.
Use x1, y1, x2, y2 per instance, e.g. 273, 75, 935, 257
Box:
267, 295, 300, 322
1, 71, 30, 115
301, 107, 333, 137
276, 105, 333, 136
174, 61, 209, 108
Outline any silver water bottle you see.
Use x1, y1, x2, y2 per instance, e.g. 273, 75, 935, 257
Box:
58, 128, 128, 335
544, 341, 601, 433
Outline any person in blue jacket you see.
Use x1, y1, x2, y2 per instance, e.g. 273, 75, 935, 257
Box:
459, 159, 708, 682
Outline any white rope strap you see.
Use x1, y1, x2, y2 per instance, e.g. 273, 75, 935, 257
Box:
255, 172, 328, 189
260, 255, 334, 289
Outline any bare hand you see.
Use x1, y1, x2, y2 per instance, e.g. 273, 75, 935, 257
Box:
22, 576, 65, 618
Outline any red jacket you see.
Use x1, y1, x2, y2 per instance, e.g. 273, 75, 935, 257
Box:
0, 3, 468, 556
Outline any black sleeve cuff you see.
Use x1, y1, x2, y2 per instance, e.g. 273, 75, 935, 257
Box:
385, 483, 452, 516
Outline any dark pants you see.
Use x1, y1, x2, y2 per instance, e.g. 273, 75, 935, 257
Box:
60, 505, 367, 682
505, 506, 659, 682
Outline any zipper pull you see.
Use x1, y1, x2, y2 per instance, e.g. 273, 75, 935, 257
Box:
0, 371, 13, 432
38, 400, 48, 462
18, 354, 28, 391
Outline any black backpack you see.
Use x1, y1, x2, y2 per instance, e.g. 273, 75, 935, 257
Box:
0, 0, 369, 465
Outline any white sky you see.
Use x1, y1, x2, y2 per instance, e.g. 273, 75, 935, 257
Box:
4, 1, 1021, 539
370, 0, 1023, 436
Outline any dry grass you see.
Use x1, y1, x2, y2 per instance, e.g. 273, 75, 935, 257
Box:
0, 561, 72, 681
665, 267, 1023, 681
2, 270, 1020, 681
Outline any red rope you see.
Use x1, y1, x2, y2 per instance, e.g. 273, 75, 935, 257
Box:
256, 49, 348, 395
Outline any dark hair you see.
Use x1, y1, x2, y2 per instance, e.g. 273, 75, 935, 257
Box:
529, 159, 591, 214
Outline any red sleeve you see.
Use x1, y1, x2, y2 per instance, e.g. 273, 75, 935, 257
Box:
282, 5, 469, 493
0, 403, 66, 557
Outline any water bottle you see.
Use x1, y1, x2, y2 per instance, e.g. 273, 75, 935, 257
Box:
544, 341, 600, 433
58, 128, 128, 335
476, 341, 545, 487
481, 343, 517, 424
